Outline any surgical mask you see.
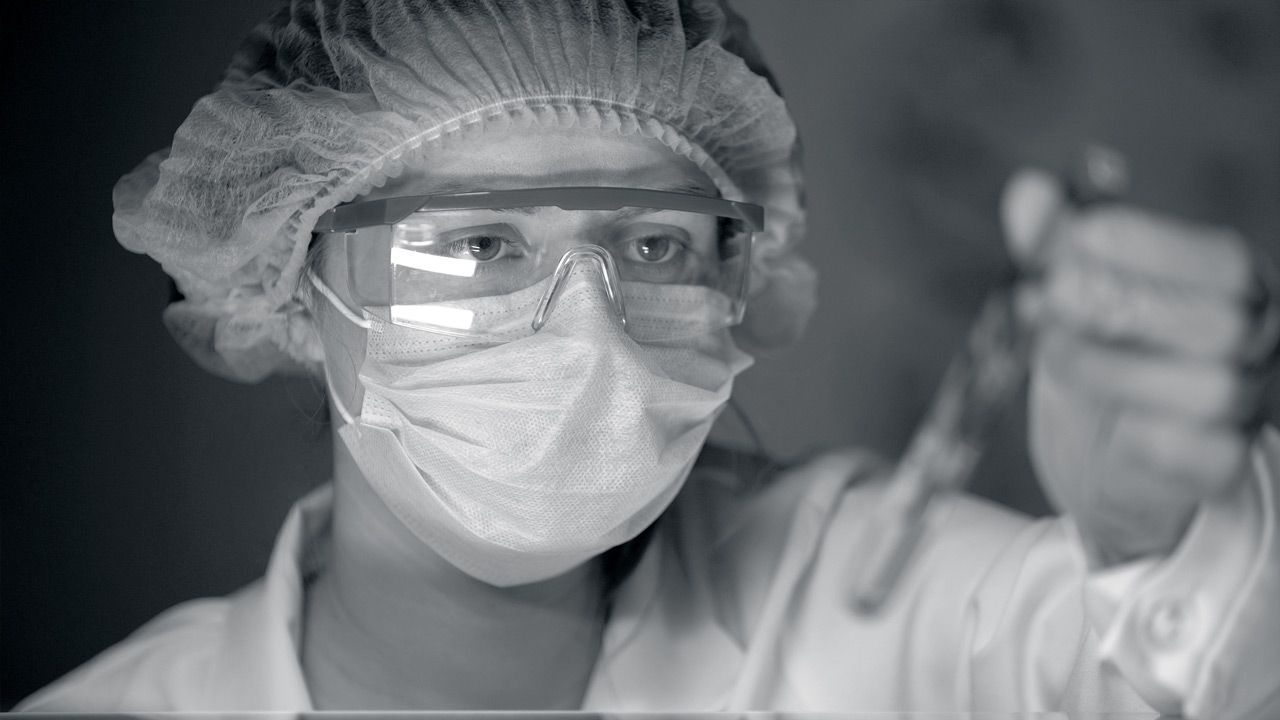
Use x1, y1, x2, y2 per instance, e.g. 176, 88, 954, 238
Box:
310, 264, 753, 586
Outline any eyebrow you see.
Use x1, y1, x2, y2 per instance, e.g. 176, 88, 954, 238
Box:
459, 206, 678, 220
424, 179, 721, 218
389, 179, 726, 223
426, 179, 720, 198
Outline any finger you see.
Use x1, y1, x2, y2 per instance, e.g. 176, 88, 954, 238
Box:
1241, 250, 1280, 368
1110, 410, 1250, 500
1064, 206, 1255, 299
1074, 459, 1197, 565
1041, 257, 1253, 361
1037, 327, 1260, 424
1066, 424, 1197, 564
1070, 410, 1246, 564
1000, 168, 1068, 266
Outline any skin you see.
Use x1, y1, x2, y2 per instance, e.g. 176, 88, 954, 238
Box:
1003, 169, 1273, 566
301, 125, 718, 710
300, 129, 1275, 706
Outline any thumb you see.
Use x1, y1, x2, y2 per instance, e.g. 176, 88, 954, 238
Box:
1000, 167, 1068, 269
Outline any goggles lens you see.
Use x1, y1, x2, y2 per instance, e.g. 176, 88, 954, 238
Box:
333, 193, 757, 340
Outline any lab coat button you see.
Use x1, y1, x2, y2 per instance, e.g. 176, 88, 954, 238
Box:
1143, 596, 1193, 651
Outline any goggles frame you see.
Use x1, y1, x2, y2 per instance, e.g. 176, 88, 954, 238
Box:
311, 186, 764, 339
312, 186, 766, 234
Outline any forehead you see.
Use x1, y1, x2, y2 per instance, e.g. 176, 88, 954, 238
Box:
362, 126, 719, 201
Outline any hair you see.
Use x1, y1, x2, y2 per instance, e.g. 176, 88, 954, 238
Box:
298, 233, 336, 325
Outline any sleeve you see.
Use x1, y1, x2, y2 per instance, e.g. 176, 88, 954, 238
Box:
1076, 427, 1280, 719
764, 432, 1280, 716
12, 598, 229, 711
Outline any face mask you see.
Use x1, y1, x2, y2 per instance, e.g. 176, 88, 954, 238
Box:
312, 266, 753, 586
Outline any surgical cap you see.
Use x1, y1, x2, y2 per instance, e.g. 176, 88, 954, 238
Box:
114, 0, 816, 382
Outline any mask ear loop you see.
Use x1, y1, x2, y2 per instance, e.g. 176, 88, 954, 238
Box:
321, 362, 360, 428
305, 267, 367, 427
306, 266, 374, 330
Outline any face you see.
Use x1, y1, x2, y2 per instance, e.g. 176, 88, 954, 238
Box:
309, 125, 720, 414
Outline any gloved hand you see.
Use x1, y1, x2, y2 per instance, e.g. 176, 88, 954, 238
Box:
1002, 169, 1280, 567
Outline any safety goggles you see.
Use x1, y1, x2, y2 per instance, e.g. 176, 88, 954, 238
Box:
311, 187, 763, 340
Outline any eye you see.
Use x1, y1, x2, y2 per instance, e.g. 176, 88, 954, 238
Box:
463, 235, 503, 261
617, 226, 693, 264
632, 234, 675, 262
440, 231, 526, 262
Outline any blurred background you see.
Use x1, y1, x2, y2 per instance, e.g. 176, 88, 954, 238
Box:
3, 0, 1279, 707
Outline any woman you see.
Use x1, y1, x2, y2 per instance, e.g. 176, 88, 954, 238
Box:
19, 0, 1280, 715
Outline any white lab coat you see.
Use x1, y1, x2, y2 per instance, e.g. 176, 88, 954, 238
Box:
17, 432, 1280, 717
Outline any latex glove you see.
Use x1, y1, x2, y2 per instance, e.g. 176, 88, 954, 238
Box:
1002, 169, 1279, 567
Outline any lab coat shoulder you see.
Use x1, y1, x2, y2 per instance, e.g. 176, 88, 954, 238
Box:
13, 590, 243, 711
15, 485, 325, 711
766, 454, 1069, 709
702, 446, 1142, 712
685, 447, 888, 648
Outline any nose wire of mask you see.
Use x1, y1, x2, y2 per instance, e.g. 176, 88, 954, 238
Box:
309, 256, 751, 586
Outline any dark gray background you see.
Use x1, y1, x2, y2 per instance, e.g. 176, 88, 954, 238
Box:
4, 0, 1279, 707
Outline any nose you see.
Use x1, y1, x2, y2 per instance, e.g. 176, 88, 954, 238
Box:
531, 245, 628, 333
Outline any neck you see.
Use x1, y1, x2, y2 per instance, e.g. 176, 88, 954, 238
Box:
302, 426, 607, 710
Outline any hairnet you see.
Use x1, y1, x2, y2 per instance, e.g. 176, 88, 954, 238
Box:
114, 0, 816, 381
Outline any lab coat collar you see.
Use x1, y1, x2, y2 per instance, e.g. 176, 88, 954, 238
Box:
581, 477, 748, 710
207, 485, 331, 710
205, 479, 744, 710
